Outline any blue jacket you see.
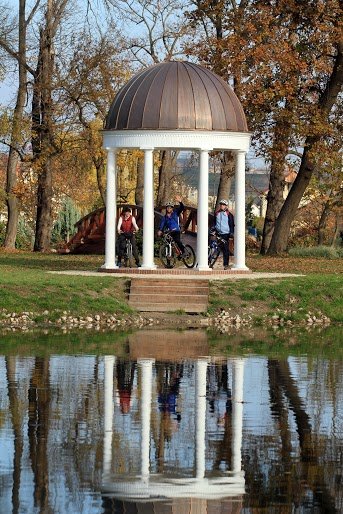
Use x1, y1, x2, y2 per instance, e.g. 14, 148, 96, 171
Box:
215, 209, 234, 235
159, 202, 184, 232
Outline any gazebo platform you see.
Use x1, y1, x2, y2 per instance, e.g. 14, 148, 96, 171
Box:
98, 267, 251, 276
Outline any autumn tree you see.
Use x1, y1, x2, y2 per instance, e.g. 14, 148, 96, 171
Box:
187, 0, 343, 253
57, 30, 130, 206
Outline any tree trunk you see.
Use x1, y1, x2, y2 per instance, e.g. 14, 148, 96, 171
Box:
156, 150, 177, 207
260, 117, 291, 254
215, 151, 234, 212
318, 200, 331, 246
268, 41, 343, 254
96, 162, 106, 205
3, 0, 27, 249
268, 139, 319, 254
135, 155, 144, 206
34, 158, 53, 251
33, 0, 55, 252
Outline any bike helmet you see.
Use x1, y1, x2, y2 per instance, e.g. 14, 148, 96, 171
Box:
219, 199, 228, 206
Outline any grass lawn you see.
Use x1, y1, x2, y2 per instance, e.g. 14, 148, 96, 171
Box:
0, 250, 342, 324
0, 251, 130, 319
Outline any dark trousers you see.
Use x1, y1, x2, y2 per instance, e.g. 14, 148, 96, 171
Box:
117, 233, 139, 263
218, 233, 232, 266
171, 231, 185, 253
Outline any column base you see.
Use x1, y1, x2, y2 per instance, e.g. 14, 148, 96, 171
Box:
101, 262, 119, 270
141, 264, 157, 270
232, 264, 250, 271
197, 266, 212, 272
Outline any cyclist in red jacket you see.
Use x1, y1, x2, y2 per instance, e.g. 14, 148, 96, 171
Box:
117, 207, 140, 267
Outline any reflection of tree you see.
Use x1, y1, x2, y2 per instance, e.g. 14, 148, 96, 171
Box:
28, 357, 53, 514
6, 357, 24, 514
265, 359, 338, 513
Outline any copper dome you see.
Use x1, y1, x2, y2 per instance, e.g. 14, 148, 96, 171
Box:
105, 61, 248, 132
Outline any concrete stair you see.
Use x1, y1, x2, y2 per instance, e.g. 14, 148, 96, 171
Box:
128, 278, 209, 313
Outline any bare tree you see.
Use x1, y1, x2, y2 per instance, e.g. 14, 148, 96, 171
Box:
105, 0, 193, 202
0, 0, 40, 248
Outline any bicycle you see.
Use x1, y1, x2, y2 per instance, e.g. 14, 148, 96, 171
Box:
159, 230, 196, 269
120, 232, 135, 268
208, 230, 232, 268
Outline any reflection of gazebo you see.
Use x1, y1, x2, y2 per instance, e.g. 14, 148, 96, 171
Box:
101, 354, 245, 507
101, 61, 250, 272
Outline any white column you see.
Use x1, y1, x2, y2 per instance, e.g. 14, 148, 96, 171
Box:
232, 358, 244, 472
233, 150, 248, 270
195, 359, 208, 479
138, 358, 154, 479
102, 149, 118, 269
197, 149, 212, 271
141, 147, 156, 269
103, 356, 115, 476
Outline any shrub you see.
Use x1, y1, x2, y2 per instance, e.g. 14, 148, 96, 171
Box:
289, 245, 343, 259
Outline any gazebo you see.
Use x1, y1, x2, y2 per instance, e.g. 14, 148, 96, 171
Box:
101, 61, 250, 271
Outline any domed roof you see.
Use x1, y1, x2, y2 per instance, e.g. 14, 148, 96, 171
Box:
105, 61, 248, 132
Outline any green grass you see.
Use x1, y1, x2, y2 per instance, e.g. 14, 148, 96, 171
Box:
1, 251, 343, 326
209, 275, 343, 322
0, 252, 132, 318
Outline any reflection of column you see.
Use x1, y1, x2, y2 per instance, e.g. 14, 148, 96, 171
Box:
141, 148, 156, 269
102, 149, 118, 269
103, 356, 115, 476
233, 150, 248, 270
232, 358, 244, 472
195, 359, 208, 479
139, 359, 154, 478
197, 149, 211, 271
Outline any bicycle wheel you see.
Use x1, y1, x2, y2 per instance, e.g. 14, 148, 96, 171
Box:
159, 243, 176, 268
182, 244, 196, 268
124, 242, 134, 267
208, 246, 220, 268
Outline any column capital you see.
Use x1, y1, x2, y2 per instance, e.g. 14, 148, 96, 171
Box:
105, 147, 118, 153
198, 147, 213, 152
140, 146, 155, 151
235, 149, 247, 156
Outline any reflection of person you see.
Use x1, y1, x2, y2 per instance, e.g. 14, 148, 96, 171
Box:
214, 199, 235, 270
207, 362, 232, 417
117, 206, 140, 267
116, 360, 136, 414
157, 363, 183, 422
157, 195, 185, 254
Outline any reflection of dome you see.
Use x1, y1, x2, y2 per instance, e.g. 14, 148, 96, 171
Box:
105, 61, 248, 133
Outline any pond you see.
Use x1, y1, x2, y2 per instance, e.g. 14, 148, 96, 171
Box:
0, 327, 342, 513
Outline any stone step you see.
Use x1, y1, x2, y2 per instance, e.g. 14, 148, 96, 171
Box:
130, 285, 209, 294
132, 279, 209, 287
129, 293, 207, 304
128, 278, 209, 313
129, 302, 208, 313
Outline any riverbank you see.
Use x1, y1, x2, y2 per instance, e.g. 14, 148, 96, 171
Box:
0, 251, 342, 332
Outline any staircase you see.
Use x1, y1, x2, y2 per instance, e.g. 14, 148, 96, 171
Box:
128, 278, 209, 313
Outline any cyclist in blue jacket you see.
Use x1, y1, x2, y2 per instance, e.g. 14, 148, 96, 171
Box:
157, 195, 186, 255
214, 199, 235, 270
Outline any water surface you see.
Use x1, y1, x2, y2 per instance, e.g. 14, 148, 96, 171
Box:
0, 327, 342, 513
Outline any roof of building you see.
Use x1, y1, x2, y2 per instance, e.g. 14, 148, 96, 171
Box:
105, 61, 248, 133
